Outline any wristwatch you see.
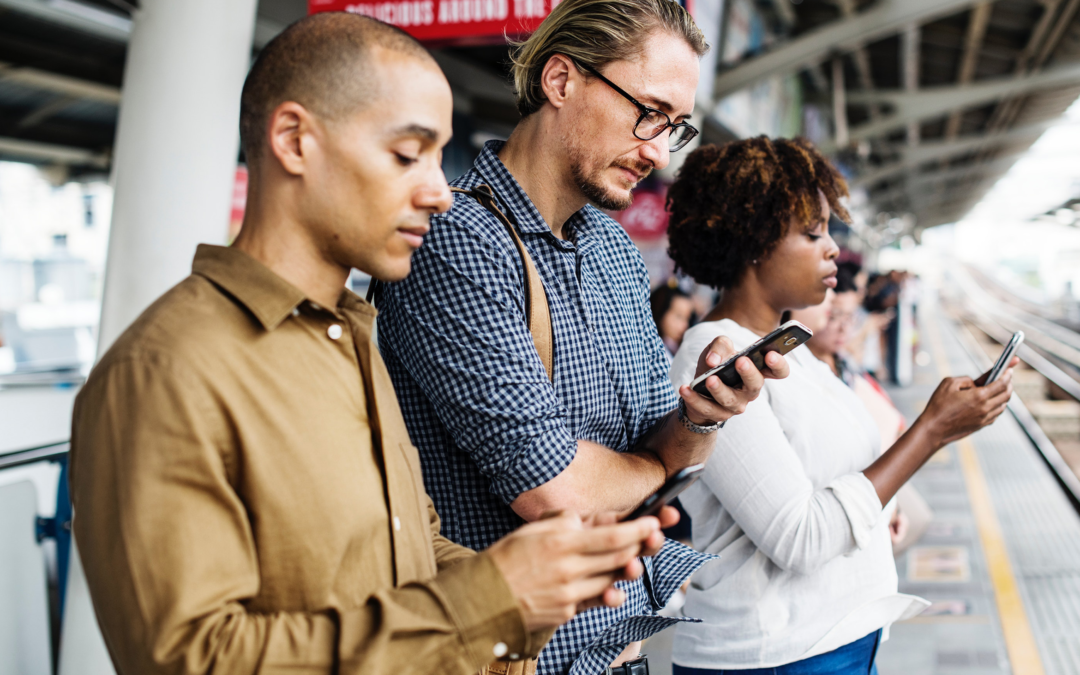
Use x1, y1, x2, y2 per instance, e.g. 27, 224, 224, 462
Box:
677, 398, 724, 434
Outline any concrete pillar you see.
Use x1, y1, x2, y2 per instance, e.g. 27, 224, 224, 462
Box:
96, 0, 259, 356
61, 2, 258, 673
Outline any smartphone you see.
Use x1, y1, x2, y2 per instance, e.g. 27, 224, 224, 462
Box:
622, 464, 705, 522
984, 331, 1023, 385
690, 320, 813, 398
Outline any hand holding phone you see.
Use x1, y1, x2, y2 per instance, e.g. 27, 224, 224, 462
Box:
982, 331, 1023, 386
621, 464, 705, 522
690, 320, 812, 399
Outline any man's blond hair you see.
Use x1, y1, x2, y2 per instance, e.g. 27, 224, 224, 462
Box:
510, 0, 708, 118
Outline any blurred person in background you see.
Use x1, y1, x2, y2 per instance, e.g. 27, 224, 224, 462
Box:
374, 2, 791, 673
837, 262, 892, 375
800, 266, 860, 385
864, 271, 907, 382
651, 280, 695, 355
664, 136, 1016, 675
68, 15, 676, 675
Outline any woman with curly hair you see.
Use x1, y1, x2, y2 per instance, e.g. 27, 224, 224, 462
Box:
664, 137, 1016, 675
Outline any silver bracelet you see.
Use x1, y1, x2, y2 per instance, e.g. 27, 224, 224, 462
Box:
677, 398, 724, 434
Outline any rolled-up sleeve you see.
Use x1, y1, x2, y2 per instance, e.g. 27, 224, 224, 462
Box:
696, 388, 885, 576
379, 212, 577, 504
70, 356, 534, 675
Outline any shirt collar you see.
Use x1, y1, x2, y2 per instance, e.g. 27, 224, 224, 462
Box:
473, 140, 597, 242
191, 244, 309, 331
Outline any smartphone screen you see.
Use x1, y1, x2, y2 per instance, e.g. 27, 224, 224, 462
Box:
984, 331, 1023, 385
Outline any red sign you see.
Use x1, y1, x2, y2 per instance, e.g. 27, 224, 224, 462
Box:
611, 189, 670, 241
308, 0, 555, 43
228, 166, 249, 241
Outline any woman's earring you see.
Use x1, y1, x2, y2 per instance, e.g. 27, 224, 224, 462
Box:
751, 259, 759, 265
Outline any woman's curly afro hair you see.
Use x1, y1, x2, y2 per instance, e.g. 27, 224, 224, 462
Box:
666, 136, 850, 291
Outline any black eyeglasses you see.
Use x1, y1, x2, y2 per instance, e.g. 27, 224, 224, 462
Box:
579, 62, 699, 152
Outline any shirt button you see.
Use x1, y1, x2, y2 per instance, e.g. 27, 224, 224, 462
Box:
492, 642, 508, 658
510, 653, 520, 660
327, 324, 343, 340
393, 516, 401, 531
291, 308, 300, 318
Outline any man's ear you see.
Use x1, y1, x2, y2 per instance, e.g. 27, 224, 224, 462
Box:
540, 53, 578, 110
267, 101, 315, 176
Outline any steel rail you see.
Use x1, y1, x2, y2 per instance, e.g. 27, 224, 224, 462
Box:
949, 266, 1080, 371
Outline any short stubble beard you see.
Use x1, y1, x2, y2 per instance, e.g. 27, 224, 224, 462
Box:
567, 143, 651, 212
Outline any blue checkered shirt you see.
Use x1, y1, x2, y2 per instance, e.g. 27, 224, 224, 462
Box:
377, 141, 714, 674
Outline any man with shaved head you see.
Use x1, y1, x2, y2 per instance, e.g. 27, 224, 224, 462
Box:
70, 13, 675, 675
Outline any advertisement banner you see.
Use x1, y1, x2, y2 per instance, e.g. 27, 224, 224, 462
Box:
308, 0, 692, 44
307, 0, 554, 43
611, 188, 669, 241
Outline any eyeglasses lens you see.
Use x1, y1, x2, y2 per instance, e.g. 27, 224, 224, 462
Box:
636, 111, 669, 140
669, 126, 696, 152
635, 111, 697, 151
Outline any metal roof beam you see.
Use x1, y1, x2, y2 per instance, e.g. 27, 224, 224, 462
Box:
0, 0, 131, 42
944, 1, 993, 139
0, 135, 109, 166
872, 169, 1006, 208
852, 122, 1052, 186
830, 0, 881, 121
766, 0, 796, 30
845, 60, 1080, 141
904, 154, 1020, 186
902, 23, 920, 145
710, 0, 978, 102
902, 121, 1052, 164
16, 95, 79, 129
0, 61, 122, 104
0, 0, 286, 50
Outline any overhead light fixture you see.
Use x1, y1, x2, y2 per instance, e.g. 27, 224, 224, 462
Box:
45, 0, 133, 32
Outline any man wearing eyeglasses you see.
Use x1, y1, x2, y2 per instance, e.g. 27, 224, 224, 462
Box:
376, 2, 790, 673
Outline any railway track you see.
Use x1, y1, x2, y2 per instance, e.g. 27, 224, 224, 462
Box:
942, 265, 1080, 513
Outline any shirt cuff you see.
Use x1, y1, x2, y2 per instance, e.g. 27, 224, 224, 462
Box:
488, 428, 577, 505
431, 551, 542, 661
828, 473, 885, 550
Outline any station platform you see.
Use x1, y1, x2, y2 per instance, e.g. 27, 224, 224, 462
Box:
642, 298, 1080, 675
879, 300, 1080, 675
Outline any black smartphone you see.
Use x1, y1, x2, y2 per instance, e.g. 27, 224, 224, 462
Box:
984, 331, 1023, 385
690, 320, 813, 398
621, 464, 705, 522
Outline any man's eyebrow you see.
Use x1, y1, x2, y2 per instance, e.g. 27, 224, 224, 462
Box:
389, 123, 439, 141
639, 93, 692, 121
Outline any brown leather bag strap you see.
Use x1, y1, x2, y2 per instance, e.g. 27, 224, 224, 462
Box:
451, 185, 554, 382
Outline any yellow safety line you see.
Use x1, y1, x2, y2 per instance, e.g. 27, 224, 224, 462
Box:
924, 314, 1046, 675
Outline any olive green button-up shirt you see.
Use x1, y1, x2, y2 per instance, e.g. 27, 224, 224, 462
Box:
70, 244, 540, 675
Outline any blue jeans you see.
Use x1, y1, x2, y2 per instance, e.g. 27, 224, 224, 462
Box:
673, 629, 882, 675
